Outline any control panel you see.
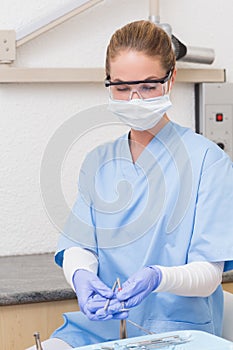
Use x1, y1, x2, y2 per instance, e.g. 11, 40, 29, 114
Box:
195, 83, 233, 159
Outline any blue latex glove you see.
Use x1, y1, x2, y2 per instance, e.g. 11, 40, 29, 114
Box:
73, 269, 128, 320
88, 294, 129, 320
117, 266, 162, 308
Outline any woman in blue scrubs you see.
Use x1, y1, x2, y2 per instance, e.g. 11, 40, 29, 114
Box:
50, 20, 233, 349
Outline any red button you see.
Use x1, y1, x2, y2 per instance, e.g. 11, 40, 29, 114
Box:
216, 113, 223, 122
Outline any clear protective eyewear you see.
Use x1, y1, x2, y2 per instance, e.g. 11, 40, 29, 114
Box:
105, 70, 172, 101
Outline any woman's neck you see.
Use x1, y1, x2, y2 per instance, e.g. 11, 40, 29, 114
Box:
129, 115, 170, 162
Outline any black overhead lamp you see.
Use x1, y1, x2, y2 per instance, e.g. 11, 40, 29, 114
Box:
149, 0, 215, 64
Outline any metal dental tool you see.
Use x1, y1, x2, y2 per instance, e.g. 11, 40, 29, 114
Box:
104, 278, 128, 339
127, 319, 155, 335
125, 333, 192, 349
104, 278, 159, 339
100, 333, 192, 350
33, 332, 43, 350
103, 280, 189, 345
117, 278, 127, 339
104, 280, 118, 311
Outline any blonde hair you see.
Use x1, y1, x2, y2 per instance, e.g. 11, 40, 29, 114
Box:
105, 20, 176, 78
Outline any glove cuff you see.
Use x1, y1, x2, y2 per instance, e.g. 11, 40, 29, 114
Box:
148, 265, 162, 290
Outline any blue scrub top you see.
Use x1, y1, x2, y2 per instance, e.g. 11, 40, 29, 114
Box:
52, 121, 233, 347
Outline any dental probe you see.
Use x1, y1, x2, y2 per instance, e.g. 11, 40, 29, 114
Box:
33, 332, 43, 350
104, 280, 118, 311
117, 278, 127, 339
127, 319, 155, 335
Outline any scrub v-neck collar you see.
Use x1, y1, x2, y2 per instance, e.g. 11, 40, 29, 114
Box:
119, 121, 173, 179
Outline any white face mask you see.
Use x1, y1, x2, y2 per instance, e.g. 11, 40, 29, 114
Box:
108, 94, 172, 131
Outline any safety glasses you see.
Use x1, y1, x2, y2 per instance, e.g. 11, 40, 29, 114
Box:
105, 70, 172, 101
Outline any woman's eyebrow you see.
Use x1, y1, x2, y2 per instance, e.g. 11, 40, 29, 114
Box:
111, 76, 161, 82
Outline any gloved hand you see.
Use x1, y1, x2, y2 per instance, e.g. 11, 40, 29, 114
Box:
116, 266, 162, 308
88, 294, 129, 320
73, 269, 128, 320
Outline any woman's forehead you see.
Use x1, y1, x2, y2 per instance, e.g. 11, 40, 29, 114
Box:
109, 51, 165, 80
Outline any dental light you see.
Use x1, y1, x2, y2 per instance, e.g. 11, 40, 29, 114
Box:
149, 0, 215, 64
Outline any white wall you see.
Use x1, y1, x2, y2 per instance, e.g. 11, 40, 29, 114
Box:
0, 0, 233, 256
